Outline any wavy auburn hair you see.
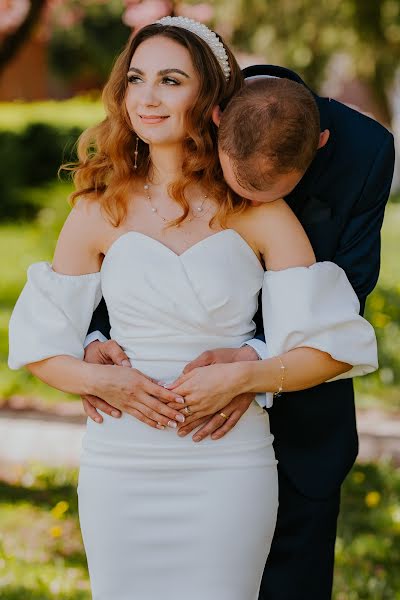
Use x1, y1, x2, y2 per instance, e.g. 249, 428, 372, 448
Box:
62, 23, 246, 227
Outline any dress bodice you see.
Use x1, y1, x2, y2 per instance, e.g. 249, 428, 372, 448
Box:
100, 229, 264, 381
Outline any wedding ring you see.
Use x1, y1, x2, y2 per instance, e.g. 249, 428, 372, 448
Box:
184, 406, 192, 416
219, 412, 229, 420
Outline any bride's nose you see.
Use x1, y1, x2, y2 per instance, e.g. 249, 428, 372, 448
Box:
141, 84, 161, 107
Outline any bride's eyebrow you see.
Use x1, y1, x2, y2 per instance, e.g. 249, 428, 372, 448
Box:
128, 67, 190, 78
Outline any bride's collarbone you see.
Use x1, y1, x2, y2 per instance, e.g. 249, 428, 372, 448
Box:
100, 202, 262, 259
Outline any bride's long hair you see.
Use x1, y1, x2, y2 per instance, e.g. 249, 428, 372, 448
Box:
61, 23, 246, 227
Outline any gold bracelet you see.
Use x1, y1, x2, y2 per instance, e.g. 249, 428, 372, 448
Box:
273, 356, 285, 398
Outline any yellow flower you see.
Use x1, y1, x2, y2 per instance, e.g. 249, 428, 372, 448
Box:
373, 313, 389, 328
365, 491, 381, 508
389, 505, 400, 532
352, 471, 365, 484
51, 500, 69, 520
49, 526, 63, 538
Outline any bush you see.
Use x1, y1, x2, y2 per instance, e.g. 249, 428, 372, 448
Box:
19, 123, 81, 186
0, 98, 97, 221
0, 123, 80, 221
0, 123, 80, 189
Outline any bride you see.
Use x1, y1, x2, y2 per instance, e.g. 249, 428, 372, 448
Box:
9, 17, 377, 600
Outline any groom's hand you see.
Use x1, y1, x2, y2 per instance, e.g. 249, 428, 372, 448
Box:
176, 393, 254, 442
182, 345, 258, 374
81, 339, 132, 423
81, 340, 186, 429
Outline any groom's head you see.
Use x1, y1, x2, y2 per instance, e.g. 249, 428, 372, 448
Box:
215, 77, 329, 204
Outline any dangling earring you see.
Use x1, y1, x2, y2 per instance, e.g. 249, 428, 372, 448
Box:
134, 136, 139, 169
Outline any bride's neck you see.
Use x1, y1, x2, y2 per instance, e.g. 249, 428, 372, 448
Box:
148, 143, 183, 188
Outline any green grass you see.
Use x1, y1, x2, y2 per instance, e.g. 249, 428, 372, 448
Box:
0, 461, 399, 599
0, 181, 75, 403
377, 199, 400, 289
0, 97, 105, 133
0, 465, 90, 599
352, 200, 400, 408
334, 462, 400, 599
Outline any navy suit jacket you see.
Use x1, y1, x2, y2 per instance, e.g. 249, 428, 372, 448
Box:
88, 65, 395, 499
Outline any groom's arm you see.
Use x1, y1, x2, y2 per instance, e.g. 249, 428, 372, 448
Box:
86, 297, 111, 340
82, 298, 128, 423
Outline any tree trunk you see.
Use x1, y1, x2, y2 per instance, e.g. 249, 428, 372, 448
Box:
0, 0, 47, 75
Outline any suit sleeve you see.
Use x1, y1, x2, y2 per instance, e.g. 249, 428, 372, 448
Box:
333, 132, 395, 314
87, 296, 111, 338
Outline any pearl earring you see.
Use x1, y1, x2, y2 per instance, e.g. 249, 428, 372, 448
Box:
134, 136, 139, 169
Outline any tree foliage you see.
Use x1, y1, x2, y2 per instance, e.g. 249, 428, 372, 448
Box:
48, 0, 130, 85
0, 0, 47, 74
212, 0, 400, 123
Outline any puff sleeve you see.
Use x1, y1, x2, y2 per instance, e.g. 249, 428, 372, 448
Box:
262, 261, 378, 383
8, 262, 102, 370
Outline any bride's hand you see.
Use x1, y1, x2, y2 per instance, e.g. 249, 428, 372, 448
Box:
90, 363, 186, 430
165, 363, 246, 419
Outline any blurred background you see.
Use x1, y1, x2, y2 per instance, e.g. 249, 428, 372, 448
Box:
0, 1, 399, 598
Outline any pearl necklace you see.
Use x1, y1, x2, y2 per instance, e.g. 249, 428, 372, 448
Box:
144, 183, 210, 224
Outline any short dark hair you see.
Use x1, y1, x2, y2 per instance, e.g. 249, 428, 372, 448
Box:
218, 77, 320, 191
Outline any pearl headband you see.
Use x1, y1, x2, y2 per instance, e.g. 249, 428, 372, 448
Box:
155, 16, 231, 80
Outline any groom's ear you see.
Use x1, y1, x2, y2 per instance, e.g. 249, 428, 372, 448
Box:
318, 129, 330, 149
212, 106, 222, 127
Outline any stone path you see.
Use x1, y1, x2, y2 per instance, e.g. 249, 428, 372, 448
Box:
0, 406, 399, 467
0, 412, 84, 466
356, 408, 400, 464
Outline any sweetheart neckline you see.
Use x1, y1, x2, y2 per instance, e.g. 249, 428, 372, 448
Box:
101, 229, 264, 273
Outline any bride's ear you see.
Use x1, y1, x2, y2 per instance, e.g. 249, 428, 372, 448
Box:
212, 106, 222, 127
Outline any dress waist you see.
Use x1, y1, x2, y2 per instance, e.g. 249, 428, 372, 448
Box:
111, 333, 253, 381
83, 402, 273, 454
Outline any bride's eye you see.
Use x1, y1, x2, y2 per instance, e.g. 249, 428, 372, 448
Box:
127, 74, 142, 84
161, 77, 180, 86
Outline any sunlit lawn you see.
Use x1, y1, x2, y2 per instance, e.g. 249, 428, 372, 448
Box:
0, 464, 89, 599
0, 181, 75, 403
0, 97, 104, 133
0, 461, 399, 599
334, 462, 400, 599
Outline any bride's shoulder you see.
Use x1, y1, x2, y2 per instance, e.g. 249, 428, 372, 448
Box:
64, 194, 110, 241
247, 198, 295, 225
52, 195, 110, 274
233, 199, 315, 270
230, 199, 297, 240
71, 193, 105, 221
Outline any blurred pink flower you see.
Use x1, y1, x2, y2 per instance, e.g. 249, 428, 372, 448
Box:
122, 0, 172, 29
177, 3, 213, 22
0, 0, 30, 35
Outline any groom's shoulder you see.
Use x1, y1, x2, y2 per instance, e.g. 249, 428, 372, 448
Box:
323, 95, 392, 148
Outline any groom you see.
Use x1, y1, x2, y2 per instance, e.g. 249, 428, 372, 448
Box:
82, 65, 395, 599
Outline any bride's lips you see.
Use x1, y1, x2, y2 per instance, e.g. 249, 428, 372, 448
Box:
139, 115, 169, 124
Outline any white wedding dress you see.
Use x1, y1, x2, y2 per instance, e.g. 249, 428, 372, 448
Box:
8, 228, 378, 600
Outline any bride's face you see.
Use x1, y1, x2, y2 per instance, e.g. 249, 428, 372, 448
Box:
125, 36, 200, 146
